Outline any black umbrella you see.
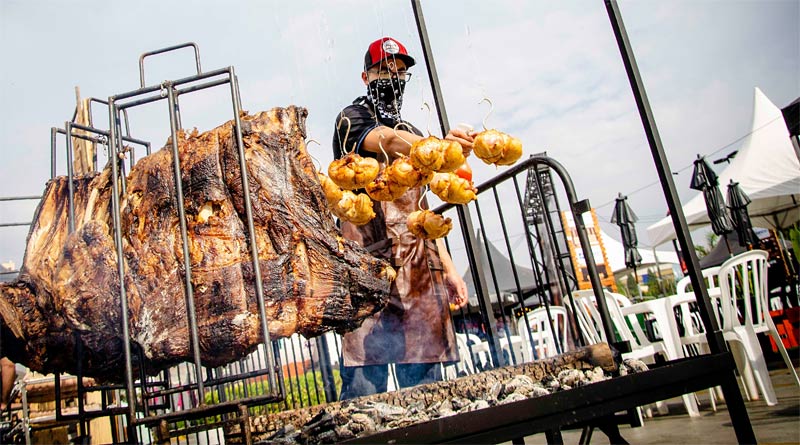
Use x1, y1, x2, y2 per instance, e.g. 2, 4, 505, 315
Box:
690, 155, 733, 252
726, 180, 758, 248
612, 193, 642, 297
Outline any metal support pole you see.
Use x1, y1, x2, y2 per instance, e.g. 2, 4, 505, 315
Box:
64, 122, 76, 233
165, 83, 206, 400
228, 66, 279, 393
410, 0, 504, 366
604, 1, 755, 443
604, 0, 725, 354
106, 98, 138, 444
536, 158, 621, 350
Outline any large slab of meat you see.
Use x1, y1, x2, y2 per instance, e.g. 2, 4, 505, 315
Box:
0, 106, 394, 380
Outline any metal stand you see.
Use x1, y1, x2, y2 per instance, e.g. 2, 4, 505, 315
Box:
604, 1, 755, 442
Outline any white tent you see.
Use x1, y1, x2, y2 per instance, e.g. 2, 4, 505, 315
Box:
600, 229, 680, 273
647, 87, 800, 246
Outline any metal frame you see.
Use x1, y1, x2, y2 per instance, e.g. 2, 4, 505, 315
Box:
101, 44, 281, 443
604, 1, 754, 442
343, 352, 737, 444
406, 1, 755, 443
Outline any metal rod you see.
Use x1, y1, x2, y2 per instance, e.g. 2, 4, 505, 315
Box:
531, 157, 619, 349
412, 0, 502, 369
228, 66, 279, 393
0, 195, 42, 202
118, 74, 231, 110
64, 122, 76, 233
106, 98, 139, 444
0, 222, 31, 228
316, 336, 337, 403
76, 333, 86, 439
139, 42, 202, 88
165, 82, 206, 401
471, 200, 506, 367
65, 122, 149, 147
50, 127, 57, 178
114, 67, 230, 102
603, 2, 755, 441
534, 171, 571, 305
411, 0, 448, 136
603, 0, 724, 351
512, 175, 565, 353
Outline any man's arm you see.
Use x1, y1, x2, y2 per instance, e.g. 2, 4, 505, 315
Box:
361, 126, 476, 160
436, 238, 469, 309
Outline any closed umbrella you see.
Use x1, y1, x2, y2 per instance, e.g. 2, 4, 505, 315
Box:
612, 193, 642, 298
726, 180, 758, 248
690, 155, 733, 252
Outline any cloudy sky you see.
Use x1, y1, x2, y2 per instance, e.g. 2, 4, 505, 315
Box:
1, 0, 798, 271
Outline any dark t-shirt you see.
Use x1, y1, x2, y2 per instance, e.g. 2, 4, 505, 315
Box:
332, 96, 422, 161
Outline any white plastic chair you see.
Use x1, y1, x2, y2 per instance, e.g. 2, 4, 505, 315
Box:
717, 250, 800, 406
517, 306, 569, 362
676, 266, 721, 297
571, 289, 700, 417
572, 290, 668, 362
447, 333, 478, 377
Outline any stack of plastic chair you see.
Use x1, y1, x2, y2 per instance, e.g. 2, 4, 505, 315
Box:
571, 289, 700, 417
717, 250, 800, 405
516, 306, 569, 362
572, 290, 668, 362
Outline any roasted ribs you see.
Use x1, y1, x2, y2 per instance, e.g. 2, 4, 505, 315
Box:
0, 107, 394, 380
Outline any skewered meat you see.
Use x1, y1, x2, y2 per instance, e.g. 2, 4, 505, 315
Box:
495, 134, 523, 166
318, 172, 343, 205
328, 152, 380, 190
406, 210, 452, 239
389, 156, 433, 188
473, 129, 523, 166
365, 167, 408, 202
332, 191, 376, 226
0, 107, 394, 380
437, 140, 467, 172
409, 136, 446, 171
429, 172, 478, 204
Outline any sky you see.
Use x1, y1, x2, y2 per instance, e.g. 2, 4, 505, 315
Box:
0, 0, 798, 273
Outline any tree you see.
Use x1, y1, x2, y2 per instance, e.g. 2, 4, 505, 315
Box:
694, 232, 719, 258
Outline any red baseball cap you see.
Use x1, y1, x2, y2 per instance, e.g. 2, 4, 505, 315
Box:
364, 37, 416, 70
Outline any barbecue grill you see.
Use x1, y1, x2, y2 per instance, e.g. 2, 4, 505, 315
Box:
0, 1, 759, 442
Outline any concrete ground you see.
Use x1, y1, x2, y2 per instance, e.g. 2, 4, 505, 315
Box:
523, 365, 800, 445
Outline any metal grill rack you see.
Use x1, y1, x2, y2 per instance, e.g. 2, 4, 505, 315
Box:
0, 0, 763, 440
0, 42, 304, 444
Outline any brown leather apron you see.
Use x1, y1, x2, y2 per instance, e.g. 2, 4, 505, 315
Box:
341, 186, 458, 366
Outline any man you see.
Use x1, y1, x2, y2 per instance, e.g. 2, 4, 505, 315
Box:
332, 37, 474, 400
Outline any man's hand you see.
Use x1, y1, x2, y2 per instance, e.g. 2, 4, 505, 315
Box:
445, 128, 476, 157
445, 268, 469, 310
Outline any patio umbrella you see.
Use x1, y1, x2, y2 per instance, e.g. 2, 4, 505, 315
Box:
726, 180, 758, 248
611, 193, 642, 297
690, 155, 733, 252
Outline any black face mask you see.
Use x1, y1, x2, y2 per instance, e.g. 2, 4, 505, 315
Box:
366, 77, 406, 125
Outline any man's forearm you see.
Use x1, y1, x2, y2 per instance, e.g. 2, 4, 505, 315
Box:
363, 126, 421, 158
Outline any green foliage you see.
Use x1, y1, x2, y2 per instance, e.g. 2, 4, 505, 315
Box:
789, 224, 800, 262
624, 272, 640, 298
615, 278, 629, 297
168, 368, 342, 434
202, 369, 342, 415
694, 232, 719, 258
643, 267, 676, 298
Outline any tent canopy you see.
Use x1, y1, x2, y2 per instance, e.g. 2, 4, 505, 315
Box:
601, 229, 679, 272
462, 234, 542, 308
647, 88, 800, 246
